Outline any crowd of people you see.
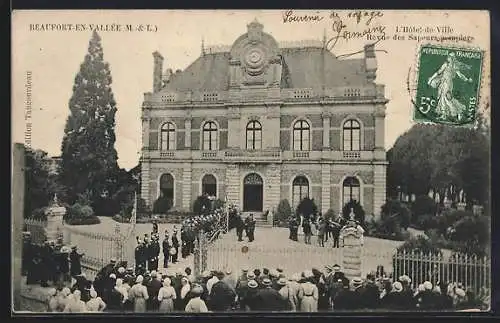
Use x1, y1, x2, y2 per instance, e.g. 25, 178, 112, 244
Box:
288, 209, 365, 247
41, 258, 488, 313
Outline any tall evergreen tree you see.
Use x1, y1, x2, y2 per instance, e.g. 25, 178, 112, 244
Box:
60, 31, 119, 209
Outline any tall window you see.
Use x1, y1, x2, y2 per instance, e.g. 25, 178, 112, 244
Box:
343, 119, 361, 151
160, 122, 176, 150
342, 176, 360, 205
292, 176, 309, 209
246, 120, 262, 150
203, 121, 218, 151
293, 120, 310, 151
202, 174, 217, 197
159, 173, 175, 206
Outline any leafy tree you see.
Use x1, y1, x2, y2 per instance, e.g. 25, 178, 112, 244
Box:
276, 199, 292, 225
411, 195, 437, 227
152, 196, 172, 214
193, 195, 211, 215
24, 148, 62, 218
296, 197, 318, 220
60, 30, 119, 211
380, 199, 411, 232
342, 200, 365, 224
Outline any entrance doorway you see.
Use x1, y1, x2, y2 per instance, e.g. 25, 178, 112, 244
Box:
243, 173, 263, 212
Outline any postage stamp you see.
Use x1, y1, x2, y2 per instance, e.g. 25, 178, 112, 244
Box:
414, 45, 484, 126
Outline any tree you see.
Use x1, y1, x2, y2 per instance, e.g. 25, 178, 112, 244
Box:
296, 197, 318, 219
60, 31, 119, 212
193, 195, 211, 215
276, 199, 292, 225
24, 148, 52, 218
342, 200, 366, 224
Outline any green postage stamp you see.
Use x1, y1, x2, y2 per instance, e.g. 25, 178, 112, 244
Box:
414, 45, 484, 126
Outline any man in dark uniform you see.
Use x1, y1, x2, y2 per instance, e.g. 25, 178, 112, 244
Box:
289, 216, 299, 241
149, 235, 160, 271
162, 231, 170, 269
69, 245, 84, 278
329, 217, 342, 248
39, 241, 53, 287
171, 228, 179, 263
244, 214, 256, 242
235, 213, 245, 241
135, 238, 144, 275
187, 225, 196, 255
180, 226, 188, 258
143, 234, 151, 272
152, 221, 159, 235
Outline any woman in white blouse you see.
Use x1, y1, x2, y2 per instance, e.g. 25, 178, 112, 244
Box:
128, 275, 149, 313
86, 290, 107, 312
179, 277, 191, 310
157, 277, 177, 312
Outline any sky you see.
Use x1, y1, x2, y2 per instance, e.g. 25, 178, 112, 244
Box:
12, 10, 490, 170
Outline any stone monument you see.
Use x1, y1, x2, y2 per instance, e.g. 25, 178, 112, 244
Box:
44, 194, 66, 242
340, 209, 363, 279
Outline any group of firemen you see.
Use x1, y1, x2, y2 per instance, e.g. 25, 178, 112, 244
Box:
22, 232, 85, 288
135, 206, 228, 273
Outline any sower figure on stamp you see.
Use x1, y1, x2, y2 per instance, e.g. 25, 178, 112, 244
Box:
162, 231, 170, 269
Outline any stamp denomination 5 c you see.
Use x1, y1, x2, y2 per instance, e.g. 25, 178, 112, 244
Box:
414, 45, 483, 126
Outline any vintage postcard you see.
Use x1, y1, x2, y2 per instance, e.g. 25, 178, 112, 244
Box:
11, 10, 491, 313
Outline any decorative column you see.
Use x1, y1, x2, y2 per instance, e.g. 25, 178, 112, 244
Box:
182, 163, 192, 210
227, 107, 241, 148
322, 111, 331, 149
321, 164, 331, 214
141, 115, 151, 150
184, 114, 192, 148
266, 105, 281, 149
373, 163, 387, 221
141, 162, 151, 206
226, 164, 239, 206
374, 104, 386, 154
265, 163, 281, 221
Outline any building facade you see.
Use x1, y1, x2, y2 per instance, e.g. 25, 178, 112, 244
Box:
140, 20, 388, 220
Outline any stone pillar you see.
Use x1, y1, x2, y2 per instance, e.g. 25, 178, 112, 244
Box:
141, 161, 151, 206
373, 163, 387, 221
45, 208, 65, 242
184, 115, 192, 148
266, 106, 281, 149
152, 51, 164, 93
322, 111, 331, 149
374, 104, 386, 151
227, 107, 241, 148
265, 164, 281, 220
321, 164, 331, 214
12, 143, 24, 311
226, 164, 239, 206
341, 226, 363, 279
182, 164, 192, 210
142, 116, 150, 150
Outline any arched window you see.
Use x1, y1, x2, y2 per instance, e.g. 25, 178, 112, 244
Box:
342, 176, 360, 205
159, 173, 175, 205
202, 174, 217, 197
246, 120, 262, 150
292, 176, 309, 208
160, 122, 176, 151
202, 121, 218, 151
343, 119, 361, 151
293, 120, 310, 151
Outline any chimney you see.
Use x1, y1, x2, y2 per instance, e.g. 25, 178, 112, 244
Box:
152, 51, 164, 93
364, 44, 377, 82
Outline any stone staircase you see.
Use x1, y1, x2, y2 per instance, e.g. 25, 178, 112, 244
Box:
242, 212, 272, 227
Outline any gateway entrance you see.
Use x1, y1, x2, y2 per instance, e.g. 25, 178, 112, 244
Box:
243, 173, 263, 212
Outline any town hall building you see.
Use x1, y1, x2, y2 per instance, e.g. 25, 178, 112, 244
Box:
140, 20, 388, 222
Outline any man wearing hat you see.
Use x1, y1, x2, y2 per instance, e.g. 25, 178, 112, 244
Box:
252, 278, 288, 311
135, 239, 146, 275
244, 214, 256, 242
69, 245, 83, 278
244, 280, 260, 311
162, 231, 171, 269
277, 277, 297, 311
210, 271, 236, 311
222, 269, 237, 292
171, 228, 179, 264
147, 271, 162, 311
149, 234, 160, 272
358, 273, 380, 309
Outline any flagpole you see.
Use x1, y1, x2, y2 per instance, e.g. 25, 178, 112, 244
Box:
225, 194, 229, 233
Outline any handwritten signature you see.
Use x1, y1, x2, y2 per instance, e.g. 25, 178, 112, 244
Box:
282, 10, 386, 51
